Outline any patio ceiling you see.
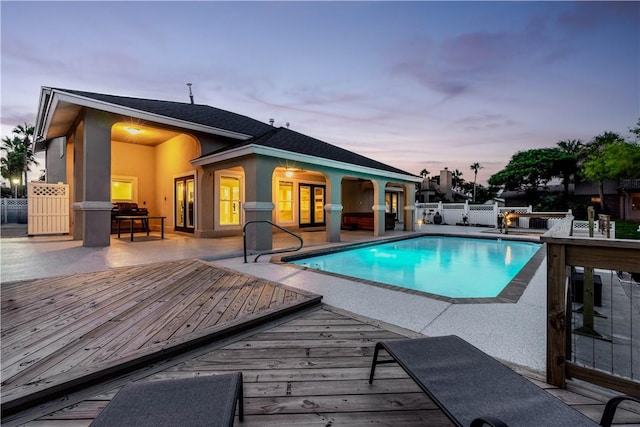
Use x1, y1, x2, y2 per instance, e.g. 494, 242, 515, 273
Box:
111, 122, 180, 146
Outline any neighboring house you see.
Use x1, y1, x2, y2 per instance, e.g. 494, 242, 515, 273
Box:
34, 87, 420, 248
574, 178, 640, 220
415, 168, 468, 203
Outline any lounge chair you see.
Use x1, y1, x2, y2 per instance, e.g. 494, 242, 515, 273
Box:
90, 372, 243, 427
369, 335, 639, 427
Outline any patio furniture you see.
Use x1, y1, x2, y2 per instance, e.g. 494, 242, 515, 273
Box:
111, 202, 149, 233
341, 212, 395, 230
116, 215, 166, 241
90, 373, 243, 427
368, 335, 639, 427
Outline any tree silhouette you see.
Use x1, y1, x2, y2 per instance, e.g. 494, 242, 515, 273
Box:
1, 123, 37, 197
470, 162, 483, 202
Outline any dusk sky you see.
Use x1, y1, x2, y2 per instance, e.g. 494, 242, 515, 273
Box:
2, 1, 638, 185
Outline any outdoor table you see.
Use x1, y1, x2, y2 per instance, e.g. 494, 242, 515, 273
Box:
115, 215, 166, 241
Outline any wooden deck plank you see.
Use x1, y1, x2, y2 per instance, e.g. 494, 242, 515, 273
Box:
0, 260, 320, 416
255, 281, 276, 311
136, 268, 228, 345
168, 273, 243, 338
1, 261, 194, 345
195, 274, 252, 327
0, 265, 174, 365
5, 306, 639, 427
3, 261, 638, 427
3, 262, 215, 387
2, 263, 177, 326
90, 264, 224, 359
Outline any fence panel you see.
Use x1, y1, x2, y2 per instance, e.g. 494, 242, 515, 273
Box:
1, 198, 28, 224
468, 204, 497, 226
27, 182, 70, 235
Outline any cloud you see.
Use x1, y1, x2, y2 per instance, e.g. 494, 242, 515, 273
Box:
387, 11, 569, 101
557, 2, 639, 30
1, 106, 35, 128
453, 114, 519, 132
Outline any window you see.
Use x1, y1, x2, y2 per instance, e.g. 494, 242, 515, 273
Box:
278, 181, 294, 222
220, 176, 241, 225
111, 176, 137, 201
632, 194, 640, 211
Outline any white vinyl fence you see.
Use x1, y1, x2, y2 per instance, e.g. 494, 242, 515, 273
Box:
415, 201, 616, 238
416, 201, 519, 227
27, 182, 70, 235
1, 198, 28, 224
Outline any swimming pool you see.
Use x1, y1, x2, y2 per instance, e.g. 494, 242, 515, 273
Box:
287, 236, 543, 300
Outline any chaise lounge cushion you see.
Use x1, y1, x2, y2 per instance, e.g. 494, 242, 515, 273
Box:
369, 336, 636, 427
90, 373, 243, 427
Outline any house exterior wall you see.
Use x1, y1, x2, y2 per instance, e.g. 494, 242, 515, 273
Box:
154, 134, 200, 229
341, 180, 373, 213
111, 141, 156, 214
45, 137, 67, 183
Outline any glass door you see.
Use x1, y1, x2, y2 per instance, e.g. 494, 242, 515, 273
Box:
175, 176, 195, 233
299, 184, 325, 227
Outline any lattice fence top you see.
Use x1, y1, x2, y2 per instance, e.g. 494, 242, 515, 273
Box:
29, 183, 68, 197
469, 205, 494, 211
1, 198, 28, 208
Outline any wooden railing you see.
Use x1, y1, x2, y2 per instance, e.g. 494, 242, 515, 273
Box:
542, 218, 640, 394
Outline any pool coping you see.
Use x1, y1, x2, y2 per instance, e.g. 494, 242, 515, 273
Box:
276, 233, 545, 304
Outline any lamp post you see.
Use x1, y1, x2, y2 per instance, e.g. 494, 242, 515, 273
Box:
12, 178, 19, 198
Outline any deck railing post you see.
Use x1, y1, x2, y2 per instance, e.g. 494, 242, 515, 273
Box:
546, 241, 567, 388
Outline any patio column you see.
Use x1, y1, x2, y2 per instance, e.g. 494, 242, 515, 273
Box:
71, 110, 116, 247
243, 156, 276, 251
324, 171, 343, 243
371, 179, 387, 237
403, 183, 416, 231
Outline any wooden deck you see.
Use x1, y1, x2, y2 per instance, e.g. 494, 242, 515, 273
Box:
1, 259, 321, 415
4, 306, 640, 426
2, 260, 639, 426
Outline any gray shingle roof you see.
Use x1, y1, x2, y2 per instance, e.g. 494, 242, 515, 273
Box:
208, 127, 416, 176
56, 88, 416, 178
55, 88, 273, 137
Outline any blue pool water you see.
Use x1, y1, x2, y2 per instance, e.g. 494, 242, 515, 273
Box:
290, 236, 541, 298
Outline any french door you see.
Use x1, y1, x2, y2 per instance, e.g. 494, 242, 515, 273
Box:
299, 184, 325, 227
175, 176, 195, 233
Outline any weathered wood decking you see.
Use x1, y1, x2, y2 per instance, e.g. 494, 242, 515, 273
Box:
2, 261, 639, 426
7, 306, 640, 426
1, 259, 320, 414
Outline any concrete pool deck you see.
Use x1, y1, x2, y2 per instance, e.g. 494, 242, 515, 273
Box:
1, 223, 548, 371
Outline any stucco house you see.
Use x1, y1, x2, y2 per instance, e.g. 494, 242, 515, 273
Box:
34, 87, 420, 248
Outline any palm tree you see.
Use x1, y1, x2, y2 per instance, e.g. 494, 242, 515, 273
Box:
1, 123, 37, 197
419, 169, 429, 179
556, 139, 582, 197
452, 169, 464, 191
470, 162, 483, 202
